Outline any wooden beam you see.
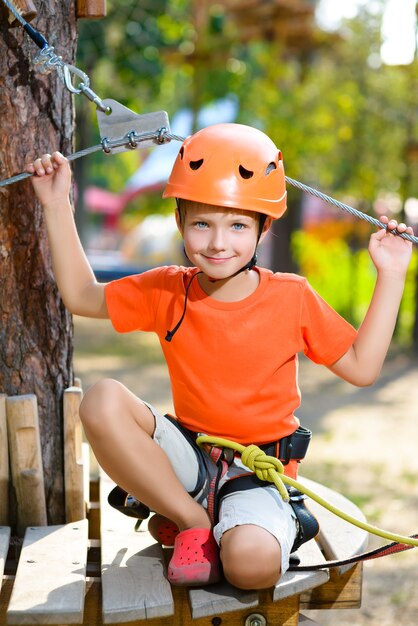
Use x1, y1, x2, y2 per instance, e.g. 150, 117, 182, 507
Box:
0, 526, 11, 594
0, 395, 9, 526
188, 582, 259, 619
6, 0, 37, 27
64, 386, 86, 523
7, 521, 88, 625
76, 0, 107, 19
6, 395, 47, 536
300, 563, 363, 610
100, 472, 174, 623
273, 538, 329, 603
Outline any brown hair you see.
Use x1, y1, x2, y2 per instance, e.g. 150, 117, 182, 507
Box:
176, 198, 264, 229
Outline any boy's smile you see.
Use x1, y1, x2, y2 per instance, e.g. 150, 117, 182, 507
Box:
178, 203, 260, 281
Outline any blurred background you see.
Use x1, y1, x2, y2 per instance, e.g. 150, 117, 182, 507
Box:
74, 0, 418, 350
70, 4, 418, 624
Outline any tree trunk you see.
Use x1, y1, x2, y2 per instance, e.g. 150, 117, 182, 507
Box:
0, 1, 77, 524
270, 192, 302, 273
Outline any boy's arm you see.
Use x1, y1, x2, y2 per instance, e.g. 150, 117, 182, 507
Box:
27, 152, 109, 318
328, 217, 414, 386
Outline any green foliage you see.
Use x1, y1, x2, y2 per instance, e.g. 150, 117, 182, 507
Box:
293, 229, 417, 340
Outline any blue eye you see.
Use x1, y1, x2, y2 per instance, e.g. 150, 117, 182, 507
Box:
232, 223, 245, 230
195, 221, 208, 229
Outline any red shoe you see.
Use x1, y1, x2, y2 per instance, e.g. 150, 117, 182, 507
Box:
167, 528, 221, 586
148, 514, 179, 546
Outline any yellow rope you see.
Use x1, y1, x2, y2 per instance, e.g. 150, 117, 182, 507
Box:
196, 435, 418, 548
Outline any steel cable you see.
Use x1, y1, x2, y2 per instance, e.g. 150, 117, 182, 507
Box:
0, 128, 417, 245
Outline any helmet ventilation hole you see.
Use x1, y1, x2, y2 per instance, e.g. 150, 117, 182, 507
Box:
265, 162, 277, 175
239, 165, 254, 179
179, 147, 184, 159
189, 158, 204, 170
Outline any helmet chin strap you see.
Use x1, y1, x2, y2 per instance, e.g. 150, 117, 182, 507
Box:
166, 214, 266, 341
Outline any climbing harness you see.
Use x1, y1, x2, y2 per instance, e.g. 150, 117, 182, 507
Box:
108, 420, 318, 555
218, 476, 320, 555
195, 435, 418, 570
108, 424, 418, 569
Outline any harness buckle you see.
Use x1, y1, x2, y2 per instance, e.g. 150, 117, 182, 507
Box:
278, 426, 312, 465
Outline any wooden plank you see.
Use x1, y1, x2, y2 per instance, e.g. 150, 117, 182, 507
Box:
64, 386, 86, 522
299, 614, 323, 626
188, 581, 259, 619
6, 0, 37, 26
186, 541, 326, 618
100, 472, 174, 623
76, 0, 107, 18
300, 562, 363, 610
161, 588, 300, 626
0, 577, 13, 626
7, 520, 88, 625
0, 395, 9, 525
190, 537, 328, 617
300, 477, 368, 575
184, 492, 330, 618
6, 395, 47, 535
273, 535, 329, 602
0, 526, 11, 594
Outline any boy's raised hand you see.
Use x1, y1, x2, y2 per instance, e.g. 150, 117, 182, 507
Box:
26, 152, 72, 209
369, 215, 414, 276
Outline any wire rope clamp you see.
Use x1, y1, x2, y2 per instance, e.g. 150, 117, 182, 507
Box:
96, 99, 171, 155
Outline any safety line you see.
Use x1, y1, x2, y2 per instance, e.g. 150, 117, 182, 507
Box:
0, 130, 167, 188
1, 0, 416, 242
0, 127, 417, 245
196, 435, 418, 548
285, 176, 418, 244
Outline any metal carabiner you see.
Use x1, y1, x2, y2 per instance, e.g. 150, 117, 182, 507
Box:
61, 65, 110, 113
62, 64, 90, 94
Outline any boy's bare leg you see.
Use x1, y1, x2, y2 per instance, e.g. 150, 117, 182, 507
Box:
79, 378, 211, 531
220, 525, 282, 589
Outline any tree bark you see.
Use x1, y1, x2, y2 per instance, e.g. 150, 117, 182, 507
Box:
0, 1, 77, 524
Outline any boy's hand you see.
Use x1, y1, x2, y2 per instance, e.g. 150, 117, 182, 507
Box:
369, 215, 414, 276
26, 152, 72, 209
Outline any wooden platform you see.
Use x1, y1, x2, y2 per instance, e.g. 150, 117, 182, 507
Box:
0, 473, 368, 626
0, 389, 368, 626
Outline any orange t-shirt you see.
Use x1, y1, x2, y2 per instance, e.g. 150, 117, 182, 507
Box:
105, 266, 357, 444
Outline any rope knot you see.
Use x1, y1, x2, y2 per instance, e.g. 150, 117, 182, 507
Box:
240, 444, 289, 501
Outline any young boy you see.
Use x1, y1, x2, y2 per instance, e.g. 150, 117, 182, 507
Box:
27, 123, 414, 590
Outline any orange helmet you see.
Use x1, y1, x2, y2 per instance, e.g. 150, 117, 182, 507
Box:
163, 123, 287, 219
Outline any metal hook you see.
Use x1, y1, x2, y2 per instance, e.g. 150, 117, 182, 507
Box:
62, 64, 90, 95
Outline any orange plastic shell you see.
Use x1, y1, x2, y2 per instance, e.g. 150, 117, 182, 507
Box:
163, 123, 287, 219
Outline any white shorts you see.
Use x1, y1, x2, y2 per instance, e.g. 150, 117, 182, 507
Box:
147, 403, 298, 575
